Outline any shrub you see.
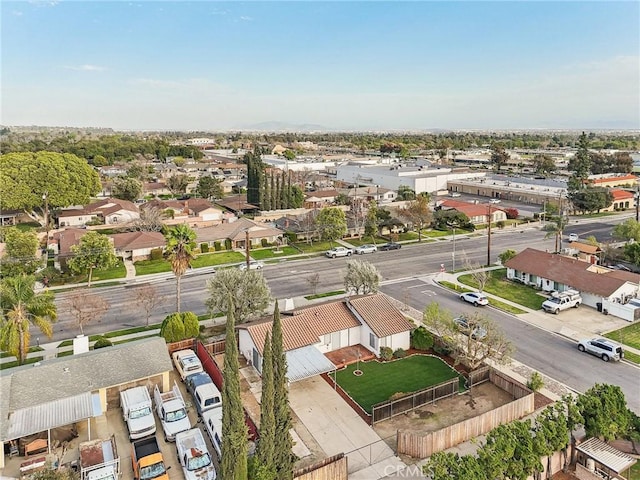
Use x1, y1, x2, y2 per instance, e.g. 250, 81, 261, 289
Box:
433, 340, 452, 356
527, 371, 545, 392
410, 326, 434, 351
496, 220, 505, 229
261, 238, 269, 247
160, 313, 186, 343
200, 243, 209, 253
393, 348, 406, 359
214, 241, 222, 251
379, 346, 393, 361
182, 311, 200, 338
93, 336, 113, 349
224, 239, 232, 250
284, 231, 297, 243
150, 248, 163, 260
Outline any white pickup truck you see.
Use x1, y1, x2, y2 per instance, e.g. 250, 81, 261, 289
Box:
176, 428, 217, 480
325, 246, 353, 258
154, 382, 191, 441
542, 290, 582, 314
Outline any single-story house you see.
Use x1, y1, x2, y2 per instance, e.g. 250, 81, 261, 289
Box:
110, 231, 166, 261
588, 174, 637, 188
195, 217, 284, 249
58, 199, 140, 227
0, 337, 172, 469
504, 248, 640, 319
50, 228, 90, 267
303, 189, 340, 209
238, 294, 415, 383
0, 209, 32, 226
439, 199, 507, 225
142, 182, 172, 196
565, 241, 602, 265
575, 437, 637, 480
608, 189, 635, 211
215, 195, 259, 214
339, 186, 396, 203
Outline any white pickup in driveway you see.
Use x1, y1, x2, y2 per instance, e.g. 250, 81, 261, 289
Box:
288, 376, 406, 478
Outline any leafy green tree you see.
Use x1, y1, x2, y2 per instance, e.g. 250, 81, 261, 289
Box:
315, 207, 347, 246
623, 242, 640, 266
197, 176, 223, 200
561, 394, 584, 470
577, 384, 633, 441
569, 187, 612, 214
221, 297, 249, 480
288, 184, 304, 208
400, 195, 432, 242
254, 332, 277, 480
164, 225, 196, 313
344, 259, 381, 294
67, 231, 118, 287
111, 176, 142, 202
29, 468, 79, 480
397, 185, 416, 201
205, 268, 272, 323
567, 132, 591, 192
0, 275, 57, 364
613, 219, 640, 242
410, 326, 434, 351
498, 249, 517, 265
334, 193, 350, 205
271, 302, 294, 479
166, 174, 190, 196
1, 227, 41, 276
535, 403, 570, 479
490, 145, 510, 172
282, 149, 296, 161
432, 209, 471, 230
0, 152, 101, 213
532, 154, 556, 175
364, 201, 379, 239
160, 312, 186, 343
182, 311, 200, 338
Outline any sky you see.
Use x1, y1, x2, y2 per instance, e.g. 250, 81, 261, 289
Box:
2, 1, 639, 131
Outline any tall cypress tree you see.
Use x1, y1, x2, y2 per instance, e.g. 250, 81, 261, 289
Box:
274, 174, 281, 210
286, 171, 292, 209
262, 172, 270, 211
221, 297, 248, 480
271, 302, 294, 479
270, 172, 277, 211
255, 332, 276, 478
280, 171, 288, 210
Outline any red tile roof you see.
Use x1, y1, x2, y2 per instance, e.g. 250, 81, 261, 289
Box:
611, 189, 634, 201
591, 174, 637, 185
504, 248, 636, 297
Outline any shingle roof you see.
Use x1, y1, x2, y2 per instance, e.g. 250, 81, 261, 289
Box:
568, 241, 601, 254
196, 218, 283, 243
110, 231, 166, 250
504, 248, 634, 297
348, 295, 415, 337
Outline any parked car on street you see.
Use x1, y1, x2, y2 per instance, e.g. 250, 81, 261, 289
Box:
354, 244, 377, 255
379, 242, 401, 251
453, 316, 487, 340
489, 198, 501, 204
577, 338, 623, 362
460, 292, 489, 306
238, 260, 264, 270
325, 246, 353, 258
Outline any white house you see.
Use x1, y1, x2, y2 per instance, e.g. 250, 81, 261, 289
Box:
505, 248, 640, 321
238, 294, 414, 383
58, 199, 140, 227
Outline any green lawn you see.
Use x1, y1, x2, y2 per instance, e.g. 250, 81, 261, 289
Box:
335, 355, 464, 414
54, 260, 127, 284
191, 251, 245, 268
345, 236, 388, 247
249, 246, 299, 260
458, 269, 546, 311
305, 290, 345, 300
438, 281, 526, 315
134, 259, 172, 275
604, 322, 640, 351
631, 462, 640, 480
292, 241, 335, 253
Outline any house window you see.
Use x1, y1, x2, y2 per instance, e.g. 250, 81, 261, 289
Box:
369, 333, 377, 349
323, 334, 331, 345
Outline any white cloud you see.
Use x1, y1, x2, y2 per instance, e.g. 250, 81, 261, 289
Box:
239, 16, 253, 21
12, 10, 23, 16
64, 64, 107, 72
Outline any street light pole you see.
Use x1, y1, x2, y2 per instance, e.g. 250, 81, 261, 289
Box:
486, 203, 492, 267
245, 229, 251, 270
452, 225, 456, 272
636, 185, 639, 222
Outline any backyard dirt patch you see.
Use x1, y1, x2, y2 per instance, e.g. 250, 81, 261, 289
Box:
373, 382, 514, 450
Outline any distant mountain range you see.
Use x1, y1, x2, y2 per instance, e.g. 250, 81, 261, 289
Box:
234, 121, 335, 132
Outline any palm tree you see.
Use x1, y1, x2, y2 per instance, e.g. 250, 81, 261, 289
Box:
0, 275, 57, 364
164, 224, 196, 313
543, 215, 569, 253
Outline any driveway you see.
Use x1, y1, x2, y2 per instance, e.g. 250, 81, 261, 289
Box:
289, 376, 406, 478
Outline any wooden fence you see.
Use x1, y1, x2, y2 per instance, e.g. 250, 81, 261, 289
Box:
293, 454, 348, 480
165, 338, 195, 355
468, 365, 491, 387
372, 377, 459, 424
397, 370, 534, 458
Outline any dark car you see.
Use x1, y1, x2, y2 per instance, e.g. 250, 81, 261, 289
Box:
379, 242, 401, 251
185, 372, 214, 397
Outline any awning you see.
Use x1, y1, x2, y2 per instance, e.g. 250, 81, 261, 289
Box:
286, 346, 336, 383
576, 437, 637, 473
5, 392, 101, 440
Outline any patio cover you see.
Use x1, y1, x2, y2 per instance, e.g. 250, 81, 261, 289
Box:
576, 437, 637, 474
5, 392, 101, 441
285, 346, 336, 383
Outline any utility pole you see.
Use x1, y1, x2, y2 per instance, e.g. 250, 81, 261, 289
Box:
245, 229, 251, 270
636, 184, 639, 222
42, 191, 49, 244
486, 203, 492, 267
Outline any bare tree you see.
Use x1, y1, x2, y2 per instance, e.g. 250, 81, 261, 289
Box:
306, 273, 321, 295
133, 284, 166, 327
66, 289, 109, 334
464, 259, 491, 292
343, 259, 381, 295
451, 312, 513, 372
131, 207, 166, 232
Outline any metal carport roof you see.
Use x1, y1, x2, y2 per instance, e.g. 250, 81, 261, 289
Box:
5, 392, 102, 441
285, 346, 336, 383
576, 437, 637, 473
